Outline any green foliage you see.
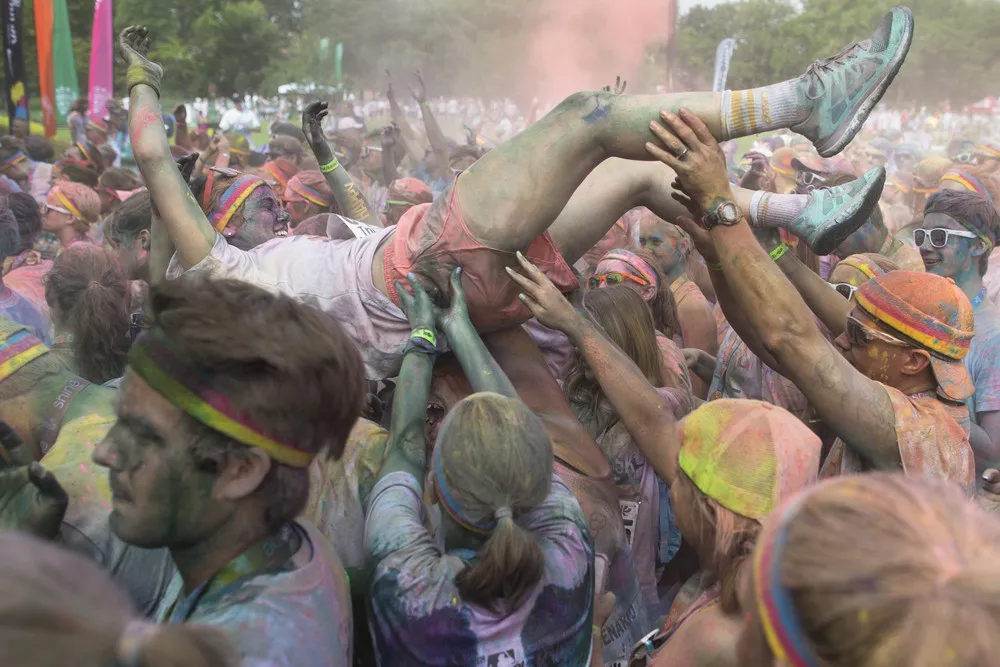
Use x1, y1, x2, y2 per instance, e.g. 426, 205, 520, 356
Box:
8, 0, 1000, 108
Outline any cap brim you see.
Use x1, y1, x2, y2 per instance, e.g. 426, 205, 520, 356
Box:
930, 356, 975, 402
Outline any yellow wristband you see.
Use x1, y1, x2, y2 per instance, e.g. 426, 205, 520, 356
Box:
319, 158, 341, 173
411, 328, 436, 347
769, 243, 790, 262
593, 625, 603, 639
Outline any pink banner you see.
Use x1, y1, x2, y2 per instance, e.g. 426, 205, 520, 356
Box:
88, 0, 113, 118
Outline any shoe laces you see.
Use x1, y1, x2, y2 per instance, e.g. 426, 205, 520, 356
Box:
803, 41, 863, 100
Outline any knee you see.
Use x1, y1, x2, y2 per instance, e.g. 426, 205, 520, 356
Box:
553, 90, 615, 119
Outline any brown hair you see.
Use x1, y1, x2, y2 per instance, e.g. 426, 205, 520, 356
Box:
0, 531, 238, 667
99, 167, 144, 192
269, 135, 305, 165
925, 187, 1000, 276
630, 247, 681, 340
564, 286, 664, 435
746, 473, 1000, 667
438, 393, 553, 612
51, 182, 101, 233
146, 274, 365, 530
672, 467, 759, 614
44, 245, 131, 384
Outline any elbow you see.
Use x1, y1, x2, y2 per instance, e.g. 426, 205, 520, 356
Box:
760, 321, 813, 363
130, 137, 169, 166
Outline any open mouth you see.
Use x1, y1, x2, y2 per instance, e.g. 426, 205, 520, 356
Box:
274, 229, 288, 237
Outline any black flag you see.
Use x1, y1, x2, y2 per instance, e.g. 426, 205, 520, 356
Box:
2, 0, 28, 131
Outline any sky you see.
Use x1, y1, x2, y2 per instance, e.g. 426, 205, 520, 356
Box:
678, 0, 729, 12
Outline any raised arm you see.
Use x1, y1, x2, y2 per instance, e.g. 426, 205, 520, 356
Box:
507, 253, 682, 486
377, 278, 437, 485
380, 125, 401, 185
119, 26, 215, 269
410, 71, 450, 171
775, 249, 852, 337
301, 101, 382, 226
435, 268, 517, 399
647, 109, 900, 469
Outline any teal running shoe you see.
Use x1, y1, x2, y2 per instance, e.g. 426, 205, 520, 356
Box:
787, 166, 887, 255
793, 6, 915, 158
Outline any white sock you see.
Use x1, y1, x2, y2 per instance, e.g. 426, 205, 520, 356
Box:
720, 78, 808, 139
749, 190, 809, 228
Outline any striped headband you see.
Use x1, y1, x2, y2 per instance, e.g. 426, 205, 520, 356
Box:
55, 189, 84, 220
209, 176, 266, 233
940, 172, 992, 202
432, 443, 495, 535
599, 249, 658, 287
977, 142, 1000, 159
888, 175, 911, 194
0, 328, 49, 382
837, 256, 884, 281
128, 328, 314, 467
76, 141, 97, 166
287, 179, 328, 207
753, 489, 820, 667
856, 279, 973, 360
264, 163, 291, 190
0, 151, 26, 171
87, 118, 109, 134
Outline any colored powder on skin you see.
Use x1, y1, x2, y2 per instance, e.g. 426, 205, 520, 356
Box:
133, 105, 162, 138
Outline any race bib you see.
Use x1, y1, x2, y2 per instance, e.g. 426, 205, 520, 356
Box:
333, 214, 381, 239
619, 500, 639, 548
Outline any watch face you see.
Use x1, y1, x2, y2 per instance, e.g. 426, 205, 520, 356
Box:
719, 202, 740, 223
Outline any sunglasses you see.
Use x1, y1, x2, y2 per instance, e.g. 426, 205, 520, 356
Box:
42, 202, 72, 216
626, 628, 669, 667
832, 283, 856, 300
954, 151, 976, 165
587, 272, 649, 290
845, 315, 912, 349
207, 165, 239, 177
913, 227, 978, 248
796, 171, 828, 187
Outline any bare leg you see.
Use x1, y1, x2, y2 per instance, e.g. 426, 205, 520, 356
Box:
458, 8, 913, 255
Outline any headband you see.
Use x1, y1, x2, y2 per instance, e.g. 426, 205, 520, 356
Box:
753, 490, 820, 667
940, 172, 992, 202
856, 280, 973, 360
432, 443, 495, 535
264, 163, 291, 190
977, 142, 1000, 159
287, 179, 328, 207
76, 141, 97, 166
209, 176, 266, 233
598, 250, 658, 287
888, 175, 911, 194
128, 328, 314, 467
837, 256, 881, 281
0, 329, 49, 382
55, 189, 84, 221
0, 151, 26, 171
87, 119, 109, 135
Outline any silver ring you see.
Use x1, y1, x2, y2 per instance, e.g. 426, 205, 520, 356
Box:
675, 146, 689, 160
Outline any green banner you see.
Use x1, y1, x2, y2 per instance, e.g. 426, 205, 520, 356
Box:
334, 41, 343, 83
52, 0, 78, 124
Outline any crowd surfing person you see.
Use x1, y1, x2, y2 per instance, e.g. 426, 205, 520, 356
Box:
123, 8, 910, 381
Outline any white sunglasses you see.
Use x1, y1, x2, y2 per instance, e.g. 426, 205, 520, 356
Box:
913, 227, 979, 248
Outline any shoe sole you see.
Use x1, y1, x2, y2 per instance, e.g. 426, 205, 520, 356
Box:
815, 7, 915, 158
809, 167, 887, 255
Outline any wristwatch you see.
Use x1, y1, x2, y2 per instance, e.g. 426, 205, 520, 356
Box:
701, 200, 743, 229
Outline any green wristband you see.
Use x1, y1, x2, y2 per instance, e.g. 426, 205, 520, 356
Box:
769, 243, 790, 262
410, 328, 436, 347
707, 261, 723, 271
319, 157, 341, 173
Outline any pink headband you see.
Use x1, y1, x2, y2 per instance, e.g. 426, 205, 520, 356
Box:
287, 179, 328, 207
597, 249, 659, 287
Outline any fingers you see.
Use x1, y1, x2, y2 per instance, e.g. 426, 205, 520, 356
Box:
393, 280, 414, 314
659, 110, 700, 151
448, 266, 465, 301
505, 266, 536, 294
513, 250, 548, 283
29, 462, 67, 507
646, 138, 680, 170
679, 108, 717, 147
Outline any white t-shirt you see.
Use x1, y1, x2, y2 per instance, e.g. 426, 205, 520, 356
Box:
167, 228, 410, 380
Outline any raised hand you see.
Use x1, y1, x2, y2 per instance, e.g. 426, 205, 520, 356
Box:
505, 252, 585, 335
0, 462, 69, 539
118, 26, 163, 96
386, 69, 396, 103
302, 101, 334, 165
434, 268, 470, 333
394, 273, 437, 332
176, 151, 199, 182
601, 75, 627, 95
410, 70, 427, 105
647, 108, 732, 214
173, 104, 187, 124
380, 124, 398, 150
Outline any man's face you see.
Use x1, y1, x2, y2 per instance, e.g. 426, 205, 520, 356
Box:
918, 212, 979, 278
834, 308, 907, 384
105, 232, 146, 281
638, 218, 683, 275
93, 371, 225, 549
225, 188, 288, 250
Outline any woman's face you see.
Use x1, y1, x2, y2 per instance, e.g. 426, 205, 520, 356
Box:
41, 191, 73, 233
222, 187, 288, 250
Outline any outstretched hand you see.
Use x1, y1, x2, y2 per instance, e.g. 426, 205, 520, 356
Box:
0, 462, 68, 539
646, 109, 732, 213
601, 76, 627, 95
410, 70, 427, 105
118, 26, 163, 95
302, 101, 334, 164
505, 252, 585, 335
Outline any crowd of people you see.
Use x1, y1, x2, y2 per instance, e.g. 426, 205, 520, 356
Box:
2, 7, 1000, 666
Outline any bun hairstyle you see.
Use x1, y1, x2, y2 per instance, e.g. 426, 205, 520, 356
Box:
0, 531, 238, 667
434, 393, 553, 612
